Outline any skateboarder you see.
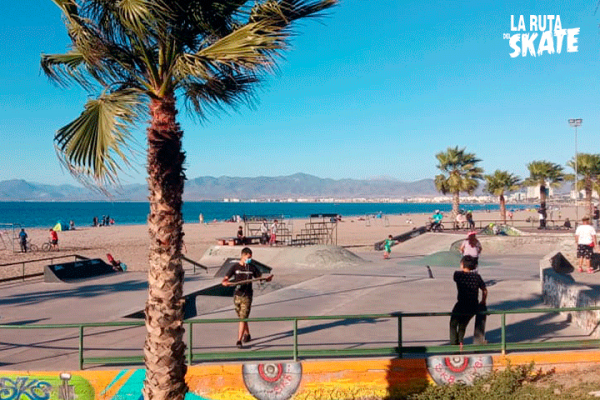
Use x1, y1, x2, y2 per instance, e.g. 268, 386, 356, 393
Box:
222, 247, 272, 349
449, 255, 488, 348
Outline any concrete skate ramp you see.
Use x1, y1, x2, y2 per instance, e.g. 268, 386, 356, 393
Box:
214, 258, 273, 278
373, 226, 427, 250
449, 235, 571, 256
200, 245, 366, 270
390, 233, 461, 256
44, 258, 119, 283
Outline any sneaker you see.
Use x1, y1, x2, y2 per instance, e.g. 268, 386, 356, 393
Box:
236, 340, 243, 349
243, 334, 252, 343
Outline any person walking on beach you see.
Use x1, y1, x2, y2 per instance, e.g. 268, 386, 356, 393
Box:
449, 255, 488, 348
383, 235, 394, 259
49, 228, 59, 251
459, 231, 482, 266
269, 219, 278, 246
18, 229, 28, 253
575, 216, 596, 273
593, 206, 599, 229
222, 247, 272, 348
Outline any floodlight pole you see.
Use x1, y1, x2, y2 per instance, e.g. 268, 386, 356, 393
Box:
569, 118, 582, 224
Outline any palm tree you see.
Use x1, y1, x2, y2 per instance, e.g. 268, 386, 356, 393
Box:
524, 161, 565, 227
434, 146, 484, 218
484, 170, 521, 224
566, 153, 600, 218
41, 1, 336, 399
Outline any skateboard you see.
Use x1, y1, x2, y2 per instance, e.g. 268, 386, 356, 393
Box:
228, 275, 273, 285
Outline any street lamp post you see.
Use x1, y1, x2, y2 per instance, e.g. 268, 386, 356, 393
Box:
569, 118, 582, 224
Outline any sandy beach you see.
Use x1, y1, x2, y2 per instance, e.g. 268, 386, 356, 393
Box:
0, 205, 580, 277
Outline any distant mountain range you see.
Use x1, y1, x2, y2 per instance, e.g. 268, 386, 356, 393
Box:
0, 174, 442, 201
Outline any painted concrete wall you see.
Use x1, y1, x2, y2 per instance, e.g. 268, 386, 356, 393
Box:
540, 252, 600, 338
3, 351, 600, 400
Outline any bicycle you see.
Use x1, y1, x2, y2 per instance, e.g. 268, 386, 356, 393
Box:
426, 221, 444, 232
15, 238, 38, 252
18, 240, 38, 252
26, 240, 39, 252
41, 240, 58, 252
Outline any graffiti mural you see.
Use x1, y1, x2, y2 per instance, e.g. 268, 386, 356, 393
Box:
0, 377, 51, 400
0, 374, 94, 400
242, 363, 302, 400
426, 355, 493, 385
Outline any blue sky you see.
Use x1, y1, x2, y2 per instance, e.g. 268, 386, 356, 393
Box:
1, 0, 600, 186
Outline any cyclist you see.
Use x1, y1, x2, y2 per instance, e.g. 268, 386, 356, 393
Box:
431, 210, 443, 230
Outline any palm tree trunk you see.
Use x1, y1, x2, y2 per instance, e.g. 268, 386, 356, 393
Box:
143, 94, 188, 400
499, 194, 506, 224
452, 192, 460, 218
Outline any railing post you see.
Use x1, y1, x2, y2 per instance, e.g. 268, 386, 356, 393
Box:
501, 313, 506, 356
187, 322, 193, 365
397, 315, 403, 358
79, 326, 84, 370
293, 319, 298, 362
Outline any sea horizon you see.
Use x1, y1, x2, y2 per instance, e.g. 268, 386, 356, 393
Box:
1, 201, 531, 229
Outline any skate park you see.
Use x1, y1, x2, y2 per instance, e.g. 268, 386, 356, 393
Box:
1, 227, 600, 399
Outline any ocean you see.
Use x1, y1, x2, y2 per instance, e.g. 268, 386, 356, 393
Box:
0, 201, 523, 229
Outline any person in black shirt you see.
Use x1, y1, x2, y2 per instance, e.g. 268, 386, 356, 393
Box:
449, 255, 488, 347
222, 247, 272, 348
236, 226, 246, 245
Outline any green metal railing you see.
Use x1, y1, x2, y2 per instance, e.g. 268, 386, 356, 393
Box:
1, 306, 600, 369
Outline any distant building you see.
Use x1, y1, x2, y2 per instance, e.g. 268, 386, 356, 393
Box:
526, 185, 554, 200
570, 189, 599, 200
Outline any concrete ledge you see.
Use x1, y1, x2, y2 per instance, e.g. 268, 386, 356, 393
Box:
541, 252, 600, 337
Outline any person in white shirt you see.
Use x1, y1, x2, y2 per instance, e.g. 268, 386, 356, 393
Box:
575, 216, 597, 273
269, 219, 278, 246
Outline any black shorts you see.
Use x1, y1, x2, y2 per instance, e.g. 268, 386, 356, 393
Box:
577, 244, 593, 259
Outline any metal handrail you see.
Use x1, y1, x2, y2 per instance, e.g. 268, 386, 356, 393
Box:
1, 305, 600, 369
0, 254, 89, 283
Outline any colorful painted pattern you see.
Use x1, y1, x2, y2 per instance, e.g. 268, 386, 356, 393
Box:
2, 351, 600, 399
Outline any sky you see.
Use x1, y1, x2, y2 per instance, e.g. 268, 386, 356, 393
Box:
1, 0, 600, 186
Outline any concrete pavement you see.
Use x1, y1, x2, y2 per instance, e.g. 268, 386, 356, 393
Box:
0, 231, 596, 370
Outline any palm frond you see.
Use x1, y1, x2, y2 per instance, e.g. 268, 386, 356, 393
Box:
178, 19, 286, 75
41, 52, 92, 89
251, 0, 338, 25
182, 71, 259, 119
55, 89, 145, 187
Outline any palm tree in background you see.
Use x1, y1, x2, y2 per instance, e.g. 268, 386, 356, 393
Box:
484, 170, 521, 224
566, 153, 600, 218
434, 146, 484, 218
524, 161, 566, 227
41, 1, 336, 399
